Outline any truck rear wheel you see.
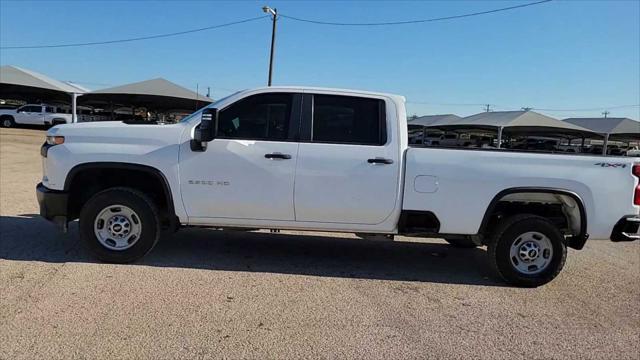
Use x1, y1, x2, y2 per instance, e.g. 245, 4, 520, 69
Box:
487, 214, 567, 287
79, 187, 161, 263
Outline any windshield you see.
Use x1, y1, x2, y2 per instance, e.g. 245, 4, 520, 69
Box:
180, 91, 241, 123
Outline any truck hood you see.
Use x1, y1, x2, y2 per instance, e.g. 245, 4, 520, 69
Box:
47, 121, 188, 152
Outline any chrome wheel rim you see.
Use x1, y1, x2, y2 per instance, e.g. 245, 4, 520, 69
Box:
509, 231, 553, 275
94, 204, 142, 251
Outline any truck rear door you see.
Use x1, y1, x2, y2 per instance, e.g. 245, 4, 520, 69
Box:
294, 93, 400, 225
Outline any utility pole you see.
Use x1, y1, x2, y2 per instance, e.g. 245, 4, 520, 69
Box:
602, 110, 610, 118
263, 6, 278, 86
484, 104, 492, 112
206, 86, 210, 98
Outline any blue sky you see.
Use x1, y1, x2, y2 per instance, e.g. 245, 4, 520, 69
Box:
1, 0, 639, 119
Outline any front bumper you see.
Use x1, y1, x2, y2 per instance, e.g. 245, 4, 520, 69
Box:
611, 216, 640, 242
36, 182, 69, 231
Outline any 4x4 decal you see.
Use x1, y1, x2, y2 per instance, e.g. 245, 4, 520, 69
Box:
594, 162, 627, 168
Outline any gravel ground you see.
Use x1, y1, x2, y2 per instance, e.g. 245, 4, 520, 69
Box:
1, 127, 639, 359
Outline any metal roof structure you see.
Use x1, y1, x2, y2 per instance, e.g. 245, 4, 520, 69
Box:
0, 65, 86, 93
429, 110, 598, 136
421, 110, 602, 149
408, 114, 461, 127
80, 78, 213, 111
0, 65, 86, 103
563, 117, 639, 137
0, 65, 88, 121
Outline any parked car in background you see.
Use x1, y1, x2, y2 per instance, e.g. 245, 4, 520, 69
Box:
627, 146, 640, 157
0, 104, 73, 127
608, 145, 625, 156
511, 138, 559, 152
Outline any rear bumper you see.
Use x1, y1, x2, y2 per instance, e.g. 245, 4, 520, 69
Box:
610, 216, 640, 242
36, 183, 69, 230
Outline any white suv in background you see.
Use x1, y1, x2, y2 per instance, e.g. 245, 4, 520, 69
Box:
0, 104, 73, 127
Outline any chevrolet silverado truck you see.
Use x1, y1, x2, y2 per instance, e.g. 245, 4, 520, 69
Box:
0, 104, 73, 127
36, 87, 639, 286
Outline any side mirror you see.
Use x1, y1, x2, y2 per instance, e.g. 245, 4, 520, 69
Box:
16, 108, 24, 113
191, 108, 218, 151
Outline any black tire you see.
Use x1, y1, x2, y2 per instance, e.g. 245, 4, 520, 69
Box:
79, 187, 161, 263
487, 214, 567, 287
444, 237, 478, 248
1, 116, 15, 128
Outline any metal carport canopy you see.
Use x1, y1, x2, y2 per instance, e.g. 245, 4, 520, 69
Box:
79, 78, 214, 112
408, 114, 462, 127
426, 110, 600, 148
0, 65, 86, 121
563, 117, 640, 141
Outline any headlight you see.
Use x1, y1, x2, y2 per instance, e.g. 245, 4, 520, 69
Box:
46, 136, 65, 145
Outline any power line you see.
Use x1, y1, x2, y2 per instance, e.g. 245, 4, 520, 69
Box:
0, 1, 552, 50
279, 0, 552, 26
0, 15, 269, 50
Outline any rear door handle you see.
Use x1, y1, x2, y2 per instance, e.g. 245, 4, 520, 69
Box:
367, 157, 394, 165
265, 153, 292, 160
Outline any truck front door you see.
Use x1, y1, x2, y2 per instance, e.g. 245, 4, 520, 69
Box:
294, 93, 401, 225
179, 92, 302, 221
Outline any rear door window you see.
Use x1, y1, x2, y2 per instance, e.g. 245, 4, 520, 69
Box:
311, 94, 386, 145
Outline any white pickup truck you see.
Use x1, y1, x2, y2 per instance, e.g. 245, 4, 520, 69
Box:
0, 104, 73, 127
36, 86, 639, 286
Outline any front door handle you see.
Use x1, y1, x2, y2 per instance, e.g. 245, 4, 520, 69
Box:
367, 157, 394, 165
265, 153, 292, 160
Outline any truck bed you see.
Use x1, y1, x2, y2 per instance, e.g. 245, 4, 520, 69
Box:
403, 147, 638, 239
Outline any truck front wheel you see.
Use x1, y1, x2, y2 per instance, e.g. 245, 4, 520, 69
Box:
1, 116, 15, 128
487, 214, 567, 287
79, 187, 161, 263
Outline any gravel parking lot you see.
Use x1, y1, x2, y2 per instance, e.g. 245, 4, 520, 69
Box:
1, 127, 639, 359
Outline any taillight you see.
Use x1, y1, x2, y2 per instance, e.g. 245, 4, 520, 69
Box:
634, 165, 640, 206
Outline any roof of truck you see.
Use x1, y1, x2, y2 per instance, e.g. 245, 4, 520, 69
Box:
242, 86, 406, 102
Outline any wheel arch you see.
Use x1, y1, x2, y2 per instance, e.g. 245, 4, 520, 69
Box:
478, 187, 588, 250
64, 162, 177, 228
